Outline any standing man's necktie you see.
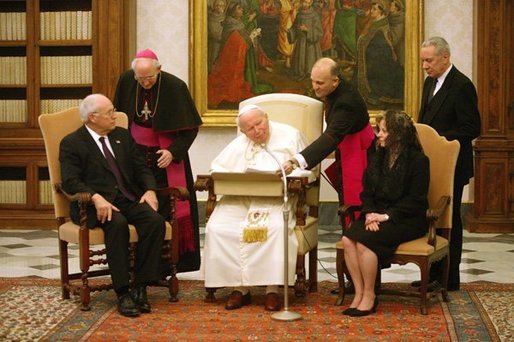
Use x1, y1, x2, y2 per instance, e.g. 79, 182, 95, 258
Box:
427, 78, 438, 102
99, 137, 136, 201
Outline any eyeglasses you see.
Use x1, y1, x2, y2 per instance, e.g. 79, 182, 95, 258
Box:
134, 74, 159, 82
94, 107, 116, 117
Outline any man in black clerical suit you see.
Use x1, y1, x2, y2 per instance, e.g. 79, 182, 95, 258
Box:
282, 57, 375, 294
417, 36, 481, 291
113, 49, 202, 274
60, 94, 165, 317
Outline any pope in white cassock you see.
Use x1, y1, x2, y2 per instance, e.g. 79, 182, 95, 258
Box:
202, 104, 314, 311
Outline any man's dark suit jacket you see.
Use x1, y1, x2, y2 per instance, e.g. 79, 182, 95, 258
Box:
59, 125, 157, 226
418, 66, 481, 186
300, 78, 370, 168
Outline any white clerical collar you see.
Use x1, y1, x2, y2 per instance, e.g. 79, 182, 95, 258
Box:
85, 124, 102, 141
85, 125, 114, 156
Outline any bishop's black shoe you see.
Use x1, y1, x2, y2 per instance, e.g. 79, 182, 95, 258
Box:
132, 286, 151, 313
117, 293, 140, 317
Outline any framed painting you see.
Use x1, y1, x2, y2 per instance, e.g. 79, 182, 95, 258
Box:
190, 0, 424, 127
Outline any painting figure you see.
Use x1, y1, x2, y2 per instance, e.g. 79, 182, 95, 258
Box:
204, 0, 406, 110
319, 0, 337, 56
289, 0, 323, 80
333, 0, 358, 61
277, 0, 299, 68
208, 2, 272, 108
388, 0, 405, 66
208, 0, 226, 72
356, 1, 403, 108
258, 0, 281, 62
355, 0, 372, 38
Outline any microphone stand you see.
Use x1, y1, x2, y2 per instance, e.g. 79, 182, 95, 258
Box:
263, 145, 302, 322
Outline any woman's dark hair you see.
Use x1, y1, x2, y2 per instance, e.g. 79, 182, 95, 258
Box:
368, 110, 424, 200
375, 110, 423, 154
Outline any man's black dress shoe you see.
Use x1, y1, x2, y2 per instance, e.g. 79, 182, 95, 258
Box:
117, 293, 140, 317
133, 286, 151, 313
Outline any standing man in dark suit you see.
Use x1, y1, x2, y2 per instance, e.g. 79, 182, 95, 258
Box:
418, 36, 481, 291
60, 94, 165, 317
282, 57, 375, 293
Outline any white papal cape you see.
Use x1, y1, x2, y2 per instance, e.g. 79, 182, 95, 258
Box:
202, 121, 314, 287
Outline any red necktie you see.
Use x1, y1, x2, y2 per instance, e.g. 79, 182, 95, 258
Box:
99, 137, 136, 202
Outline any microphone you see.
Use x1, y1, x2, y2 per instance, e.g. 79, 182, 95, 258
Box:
261, 144, 288, 205
261, 144, 302, 320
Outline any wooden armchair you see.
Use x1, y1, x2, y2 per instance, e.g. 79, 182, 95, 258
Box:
195, 93, 323, 300
335, 123, 460, 314
39, 107, 185, 310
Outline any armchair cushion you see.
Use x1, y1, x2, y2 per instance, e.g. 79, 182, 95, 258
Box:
59, 222, 172, 246
394, 235, 449, 256
59, 223, 106, 245
295, 216, 318, 255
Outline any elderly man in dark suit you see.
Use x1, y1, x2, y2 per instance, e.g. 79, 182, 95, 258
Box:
417, 36, 481, 291
59, 94, 165, 317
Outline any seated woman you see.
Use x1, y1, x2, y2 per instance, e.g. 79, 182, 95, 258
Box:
341, 110, 429, 317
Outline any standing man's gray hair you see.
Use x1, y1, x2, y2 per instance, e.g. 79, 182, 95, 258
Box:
422, 36, 451, 56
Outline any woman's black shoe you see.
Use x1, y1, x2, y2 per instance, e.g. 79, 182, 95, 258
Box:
349, 297, 378, 317
342, 307, 357, 315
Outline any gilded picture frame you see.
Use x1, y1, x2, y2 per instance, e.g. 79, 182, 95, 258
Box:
190, 0, 424, 127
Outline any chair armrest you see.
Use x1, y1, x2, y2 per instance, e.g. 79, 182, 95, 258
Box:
155, 186, 189, 225
156, 186, 189, 201
54, 183, 93, 248
286, 176, 309, 192
194, 175, 213, 192
286, 176, 311, 225
338, 204, 362, 221
426, 195, 451, 246
194, 175, 217, 222
55, 183, 92, 203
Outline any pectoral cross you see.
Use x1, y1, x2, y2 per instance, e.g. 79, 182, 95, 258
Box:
141, 101, 152, 120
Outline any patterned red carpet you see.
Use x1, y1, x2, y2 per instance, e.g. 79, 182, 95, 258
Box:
0, 277, 511, 341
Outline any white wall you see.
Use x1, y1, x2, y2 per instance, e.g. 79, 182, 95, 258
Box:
136, 0, 476, 202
